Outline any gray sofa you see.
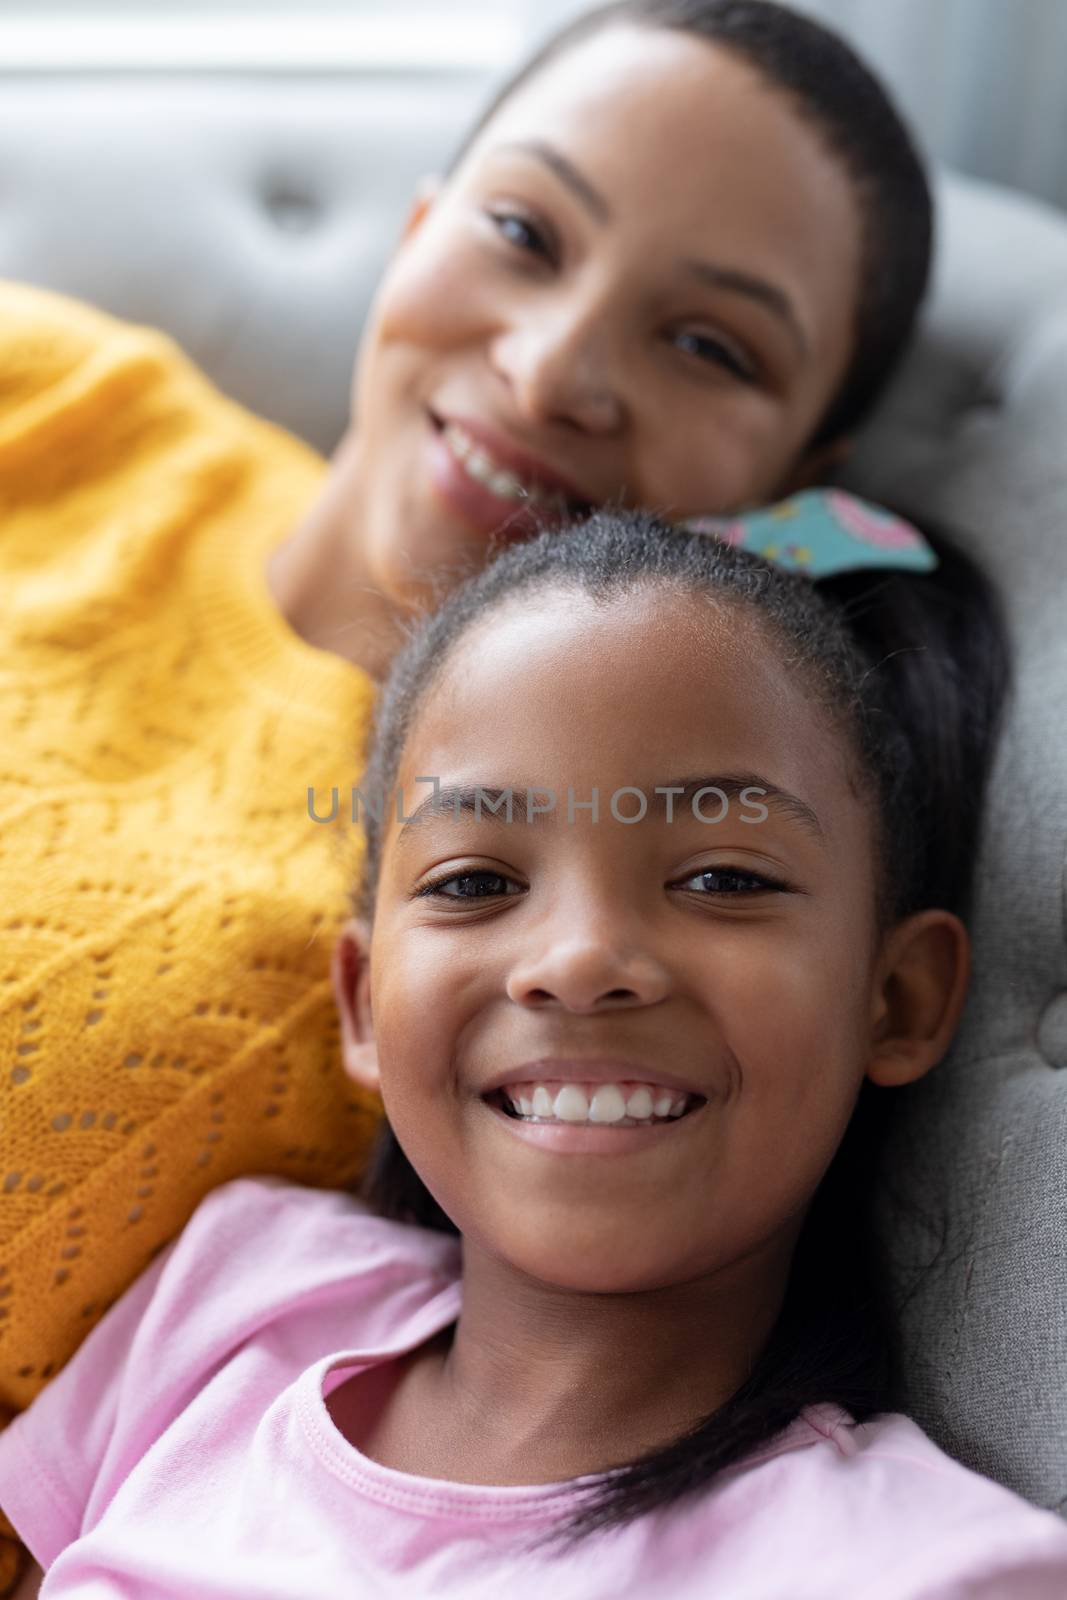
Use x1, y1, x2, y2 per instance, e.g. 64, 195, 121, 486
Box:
3, 75, 1066, 1515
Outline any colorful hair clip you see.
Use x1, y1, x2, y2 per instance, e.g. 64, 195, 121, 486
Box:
679, 488, 938, 579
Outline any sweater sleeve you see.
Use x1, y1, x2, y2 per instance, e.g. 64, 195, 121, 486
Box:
0, 277, 170, 434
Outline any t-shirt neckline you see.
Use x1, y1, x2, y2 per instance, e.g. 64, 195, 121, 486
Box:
295, 1279, 839, 1525
296, 1279, 629, 1523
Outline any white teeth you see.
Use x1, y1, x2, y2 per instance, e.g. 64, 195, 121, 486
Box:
445, 424, 471, 461
442, 422, 554, 507
531, 1085, 556, 1117
626, 1087, 654, 1119
502, 1080, 693, 1127
489, 468, 525, 498
554, 1084, 592, 1123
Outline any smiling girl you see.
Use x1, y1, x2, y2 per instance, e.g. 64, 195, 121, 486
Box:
4, 509, 1066, 1597
0, 0, 940, 1553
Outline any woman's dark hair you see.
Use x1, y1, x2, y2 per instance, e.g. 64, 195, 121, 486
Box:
443, 0, 933, 448
351, 509, 1010, 1556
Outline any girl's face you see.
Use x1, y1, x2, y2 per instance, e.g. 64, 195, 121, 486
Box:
344, 590, 959, 1297
347, 25, 862, 608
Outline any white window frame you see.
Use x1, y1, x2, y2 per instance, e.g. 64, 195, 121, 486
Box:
0, 6, 527, 73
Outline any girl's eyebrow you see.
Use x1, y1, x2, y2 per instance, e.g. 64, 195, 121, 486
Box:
489, 138, 808, 355
655, 775, 825, 840
394, 775, 825, 843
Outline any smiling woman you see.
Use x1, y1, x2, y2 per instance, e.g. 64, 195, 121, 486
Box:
268, 0, 932, 664
328, 43, 859, 615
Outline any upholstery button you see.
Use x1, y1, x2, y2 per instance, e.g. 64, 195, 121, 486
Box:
262, 182, 319, 234
1036, 992, 1067, 1067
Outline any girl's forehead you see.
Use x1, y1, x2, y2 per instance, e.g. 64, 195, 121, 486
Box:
396, 590, 850, 812
380, 590, 877, 905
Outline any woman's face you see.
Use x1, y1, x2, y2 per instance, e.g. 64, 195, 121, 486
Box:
347, 25, 862, 607
354, 590, 895, 1295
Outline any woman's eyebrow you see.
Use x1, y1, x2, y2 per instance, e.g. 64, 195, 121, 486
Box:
493, 138, 613, 223
681, 262, 810, 356
490, 138, 808, 354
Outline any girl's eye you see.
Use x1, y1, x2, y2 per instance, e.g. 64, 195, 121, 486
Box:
417, 869, 524, 901
674, 866, 787, 896
672, 329, 758, 384
486, 207, 555, 263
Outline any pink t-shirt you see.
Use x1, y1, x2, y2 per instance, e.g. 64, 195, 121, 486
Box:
3, 1177, 1067, 1599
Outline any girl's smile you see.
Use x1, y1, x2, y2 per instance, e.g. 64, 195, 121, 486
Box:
479, 1084, 709, 1154
351, 587, 881, 1295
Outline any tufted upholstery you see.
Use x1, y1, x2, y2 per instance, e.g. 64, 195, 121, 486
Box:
0, 77, 489, 456
842, 175, 1067, 1516
1, 75, 1066, 1515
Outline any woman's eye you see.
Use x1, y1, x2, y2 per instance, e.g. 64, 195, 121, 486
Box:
674, 866, 786, 896
487, 208, 554, 262
672, 329, 757, 384
418, 870, 523, 901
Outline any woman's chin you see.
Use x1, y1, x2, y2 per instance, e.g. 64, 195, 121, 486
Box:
372, 529, 505, 613
374, 550, 481, 617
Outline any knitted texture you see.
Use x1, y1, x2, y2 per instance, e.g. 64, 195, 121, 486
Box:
0, 282, 382, 1438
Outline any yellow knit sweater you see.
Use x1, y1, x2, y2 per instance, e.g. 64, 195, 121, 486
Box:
0, 282, 382, 1435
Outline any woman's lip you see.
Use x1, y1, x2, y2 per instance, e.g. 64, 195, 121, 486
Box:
431, 409, 592, 503
425, 413, 575, 543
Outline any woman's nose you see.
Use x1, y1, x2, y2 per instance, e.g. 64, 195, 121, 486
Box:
489, 307, 624, 436
506, 931, 671, 1013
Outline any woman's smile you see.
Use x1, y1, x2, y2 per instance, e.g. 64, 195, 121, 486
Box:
425, 409, 596, 540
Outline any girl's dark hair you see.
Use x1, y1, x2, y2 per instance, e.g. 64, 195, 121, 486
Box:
443, 0, 933, 448
352, 509, 1009, 1556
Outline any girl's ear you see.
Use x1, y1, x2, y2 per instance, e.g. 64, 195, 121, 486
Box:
866, 909, 971, 1088
330, 919, 380, 1091
398, 174, 443, 245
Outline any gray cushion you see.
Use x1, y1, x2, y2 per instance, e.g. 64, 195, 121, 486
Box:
0, 76, 489, 455
842, 174, 1067, 1516
2, 75, 1065, 1514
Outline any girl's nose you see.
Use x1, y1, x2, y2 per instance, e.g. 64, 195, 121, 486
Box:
489, 311, 624, 436
506, 933, 671, 1013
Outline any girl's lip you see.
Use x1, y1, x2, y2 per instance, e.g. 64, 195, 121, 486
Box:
481, 1091, 707, 1155
424, 413, 587, 543
480, 1059, 708, 1100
